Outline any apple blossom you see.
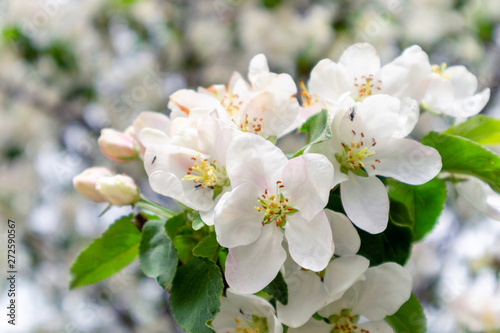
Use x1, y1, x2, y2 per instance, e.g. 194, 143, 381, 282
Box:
128, 111, 171, 156
304, 43, 431, 111
214, 133, 334, 294
277, 210, 368, 328
168, 54, 300, 139
96, 174, 140, 206
211, 289, 282, 333
73, 167, 113, 202
143, 114, 234, 225
311, 94, 442, 233
98, 128, 137, 162
289, 262, 412, 333
421, 63, 490, 117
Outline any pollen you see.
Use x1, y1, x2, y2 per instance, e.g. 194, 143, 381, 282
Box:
353, 74, 382, 100
299, 81, 319, 107
336, 130, 380, 176
182, 153, 228, 190
254, 180, 297, 228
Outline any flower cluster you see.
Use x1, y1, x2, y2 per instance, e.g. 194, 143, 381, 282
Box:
73, 43, 493, 333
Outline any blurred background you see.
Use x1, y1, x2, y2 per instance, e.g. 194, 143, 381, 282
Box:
1, 0, 500, 332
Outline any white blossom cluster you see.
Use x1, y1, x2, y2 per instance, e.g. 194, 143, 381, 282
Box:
73, 42, 492, 332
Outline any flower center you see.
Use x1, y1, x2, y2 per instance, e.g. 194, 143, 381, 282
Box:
432, 63, 450, 79
221, 92, 243, 117
353, 75, 382, 100
300, 81, 318, 107
182, 153, 229, 198
233, 312, 268, 333
254, 181, 297, 228
335, 130, 380, 177
238, 114, 264, 134
329, 309, 368, 333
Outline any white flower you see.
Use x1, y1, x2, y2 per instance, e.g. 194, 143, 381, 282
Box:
211, 289, 282, 333
421, 64, 490, 117
277, 210, 367, 328
214, 133, 334, 294
311, 95, 441, 233
289, 262, 412, 333
143, 115, 234, 225
168, 54, 300, 139
127, 111, 171, 156
306, 43, 431, 110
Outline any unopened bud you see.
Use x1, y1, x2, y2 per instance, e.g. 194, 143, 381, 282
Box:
98, 129, 137, 162
96, 175, 140, 206
73, 167, 113, 202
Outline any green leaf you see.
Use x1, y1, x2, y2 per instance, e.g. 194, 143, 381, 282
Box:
170, 257, 223, 333
165, 212, 188, 240
356, 221, 412, 266
173, 235, 198, 264
262, 271, 288, 305
139, 220, 178, 289
422, 131, 500, 193
192, 211, 205, 231
69, 214, 141, 289
193, 233, 221, 263
387, 178, 447, 241
444, 115, 500, 145
386, 294, 427, 333
293, 109, 332, 157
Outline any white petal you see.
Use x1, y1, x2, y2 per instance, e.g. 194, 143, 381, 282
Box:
446, 65, 478, 97
318, 287, 358, 318
325, 209, 360, 256
338, 43, 381, 79
341, 175, 389, 234
308, 59, 344, 105
323, 254, 369, 303
450, 88, 490, 118
354, 95, 402, 139
371, 138, 442, 185
277, 271, 328, 328
225, 226, 286, 294
214, 183, 263, 248
226, 133, 287, 190
285, 211, 334, 271
169, 89, 219, 114
352, 262, 412, 320
422, 74, 454, 114
393, 97, 419, 138
288, 318, 332, 333
280, 153, 334, 220
379, 45, 431, 101
248, 54, 270, 86
138, 128, 170, 149
359, 321, 395, 333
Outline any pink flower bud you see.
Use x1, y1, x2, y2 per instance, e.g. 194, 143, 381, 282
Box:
98, 129, 138, 162
96, 175, 140, 206
73, 167, 113, 202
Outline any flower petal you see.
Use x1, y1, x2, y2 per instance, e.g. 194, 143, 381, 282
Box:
225, 226, 286, 294
214, 183, 263, 248
371, 138, 442, 185
323, 254, 369, 303
277, 271, 329, 328
285, 211, 334, 271
248, 53, 270, 87
338, 43, 381, 79
325, 209, 360, 256
288, 318, 332, 333
341, 175, 389, 234
451, 88, 490, 118
352, 262, 412, 320
359, 321, 395, 333
226, 133, 288, 190
280, 153, 334, 220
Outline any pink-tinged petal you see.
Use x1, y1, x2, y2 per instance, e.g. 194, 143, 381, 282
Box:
214, 183, 263, 248
168, 89, 220, 115
352, 263, 412, 320
359, 321, 395, 333
371, 138, 441, 185
446, 65, 478, 97
226, 133, 287, 190
248, 54, 270, 86
323, 254, 369, 303
225, 226, 286, 294
131, 111, 171, 139
450, 88, 490, 118
341, 175, 389, 234
338, 43, 381, 79
277, 271, 328, 328
288, 318, 332, 333
325, 210, 360, 256
285, 211, 333, 271
379, 45, 432, 101
280, 153, 334, 219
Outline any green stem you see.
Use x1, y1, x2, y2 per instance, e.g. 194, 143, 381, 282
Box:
137, 196, 176, 218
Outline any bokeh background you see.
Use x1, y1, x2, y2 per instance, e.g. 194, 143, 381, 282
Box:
1, 0, 500, 332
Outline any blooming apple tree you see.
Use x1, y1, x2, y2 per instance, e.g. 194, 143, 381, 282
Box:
70, 44, 500, 333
